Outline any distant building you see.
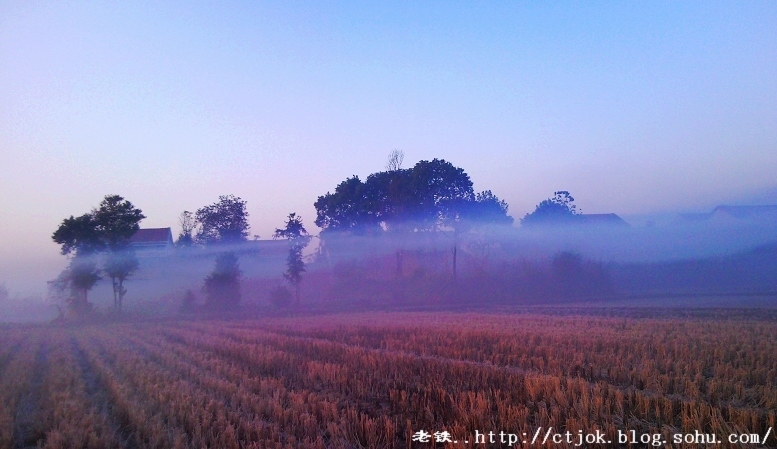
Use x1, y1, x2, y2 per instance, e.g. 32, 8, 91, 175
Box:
678, 205, 777, 223
130, 228, 174, 250
711, 205, 777, 221
578, 213, 630, 228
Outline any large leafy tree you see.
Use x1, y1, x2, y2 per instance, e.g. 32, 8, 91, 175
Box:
51, 194, 145, 313
315, 158, 483, 233
94, 195, 145, 312
52, 213, 104, 257
93, 195, 146, 250
314, 177, 375, 233
315, 157, 512, 279
521, 191, 581, 227
274, 213, 312, 307
409, 159, 474, 230
195, 195, 250, 244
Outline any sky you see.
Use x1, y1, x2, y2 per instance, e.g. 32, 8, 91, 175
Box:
1, 1, 776, 295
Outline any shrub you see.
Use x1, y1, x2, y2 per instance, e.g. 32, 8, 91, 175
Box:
203, 252, 242, 310
269, 286, 293, 308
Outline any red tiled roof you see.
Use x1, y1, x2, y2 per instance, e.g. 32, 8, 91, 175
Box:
130, 228, 173, 244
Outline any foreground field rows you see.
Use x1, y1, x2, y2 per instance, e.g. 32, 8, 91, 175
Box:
0, 311, 775, 448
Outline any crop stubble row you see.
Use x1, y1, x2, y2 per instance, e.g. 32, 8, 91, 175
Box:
0, 312, 774, 448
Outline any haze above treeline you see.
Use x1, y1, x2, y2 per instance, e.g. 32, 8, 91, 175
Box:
1, 2, 776, 298
3, 154, 777, 309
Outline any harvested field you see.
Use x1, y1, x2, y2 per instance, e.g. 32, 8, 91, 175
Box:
0, 310, 775, 448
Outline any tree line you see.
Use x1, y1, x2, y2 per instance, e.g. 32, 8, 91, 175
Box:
51, 152, 583, 317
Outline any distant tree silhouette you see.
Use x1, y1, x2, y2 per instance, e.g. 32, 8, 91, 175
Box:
93, 195, 145, 250
94, 195, 144, 312
52, 212, 102, 313
195, 195, 250, 244
552, 251, 613, 300
52, 213, 104, 257
274, 213, 312, 307
314, 176, 375, 233
385, 149, 404, 171
203, 252, 242, 309
443, 190, 514, 280
315, 158, 513, 279
176, 210, 197, 247
50, 257, 101, 315
52, 194, 145, 314
315, 158, 494, 233
521, 191, 581, 227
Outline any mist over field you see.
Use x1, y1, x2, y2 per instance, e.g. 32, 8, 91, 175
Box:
3, 3, 777, 448
3, 206, 777, 324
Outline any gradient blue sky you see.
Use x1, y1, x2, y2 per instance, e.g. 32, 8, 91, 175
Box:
1, 1, 776, 294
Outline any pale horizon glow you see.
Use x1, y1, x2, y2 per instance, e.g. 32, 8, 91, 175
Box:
1, 1, 776, 295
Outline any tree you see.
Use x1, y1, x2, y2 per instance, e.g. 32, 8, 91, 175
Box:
195, 195, 250, 244
385, 149, 404, 171
49, 257, 101, 315
442, 190, 513, 280
551, 251, 613, 300
104, 251, 139, 312
314, 176, 375, 233
468, 190, 514, 225
314, 158, 512, 279
521, 191, 581, 227
93, 195, 146, 250
94, 195, 145, 312
314, 158, 477, 234
203, 252, 242, 309
407, 158, 474, 231
177, 210, 197, 247
274, 213, 312, 307
51, 194, 145, 314
52, 213, 104, 256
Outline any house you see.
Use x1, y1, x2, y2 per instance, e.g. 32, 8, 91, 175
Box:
578, 213, 630, 228
678, 205, 777, 224
710, 205, 777, 221
130, 228, 174, 250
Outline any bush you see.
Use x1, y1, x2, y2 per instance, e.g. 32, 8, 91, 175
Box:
269, 286, 293, 308
180, 289, 197, 313
203, 253, 242, 310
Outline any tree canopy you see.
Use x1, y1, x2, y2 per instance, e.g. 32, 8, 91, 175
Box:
314, 158, 512, 234
274, 213, 312, 306
52, 195, 146, 255
51, 195, 145, 315
521, 191, 581, 227
195, 195, 250, 244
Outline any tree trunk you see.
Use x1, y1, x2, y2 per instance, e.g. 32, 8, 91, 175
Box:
452, 244, 457, 282
117, 278, 125, 313
111, 276, 119, 310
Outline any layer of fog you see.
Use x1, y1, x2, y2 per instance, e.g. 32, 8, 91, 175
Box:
2, 215, 776, 323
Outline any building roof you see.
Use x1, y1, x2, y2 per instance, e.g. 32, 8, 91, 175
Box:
678, 205, 777, 223
578, 213, 630, 227
130, 228, 174, 245
678, 213, 712, 222
711, 205, 777, 220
